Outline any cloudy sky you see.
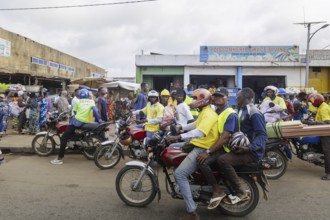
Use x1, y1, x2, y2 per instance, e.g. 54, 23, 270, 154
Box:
1, 0, 329, 77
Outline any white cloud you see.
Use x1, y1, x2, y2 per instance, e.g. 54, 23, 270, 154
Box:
1, 0, 329, 77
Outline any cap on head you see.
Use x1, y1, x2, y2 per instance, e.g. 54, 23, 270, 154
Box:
213, 87, 229, 97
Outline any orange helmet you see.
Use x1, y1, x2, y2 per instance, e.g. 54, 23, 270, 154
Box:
190, 88, 212, 108
308, 93, 324, 106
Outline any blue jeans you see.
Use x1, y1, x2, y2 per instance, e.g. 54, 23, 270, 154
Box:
174, 147, 205, 213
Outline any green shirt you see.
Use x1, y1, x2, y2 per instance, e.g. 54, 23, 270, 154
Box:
74, 99, 95, 123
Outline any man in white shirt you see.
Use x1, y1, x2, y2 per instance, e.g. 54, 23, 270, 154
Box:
175, 89, 194, 126
71, 89, 79, 116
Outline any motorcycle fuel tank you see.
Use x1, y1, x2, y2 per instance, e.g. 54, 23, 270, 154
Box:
294, 136, 320, 145
56, 122, 69, 133
128, 127, 146, 139
160, 146, 188, 167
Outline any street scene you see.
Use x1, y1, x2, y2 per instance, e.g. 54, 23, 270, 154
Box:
1, 0, 330, 220
0, 154, 330, 220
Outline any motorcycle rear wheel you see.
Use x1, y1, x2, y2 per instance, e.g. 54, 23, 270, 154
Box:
264, 150, 287, 179
219, 174, 259, 217
81, 135, 104, 160
116, 165, 157, 207
32, 134, 55, 156
94, 143, 121, 169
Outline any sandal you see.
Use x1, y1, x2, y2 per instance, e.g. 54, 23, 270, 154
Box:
223, 193, 250, 205
208, 193, 227, 210
321, 175, 330, 181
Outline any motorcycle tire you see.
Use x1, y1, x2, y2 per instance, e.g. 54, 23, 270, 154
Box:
81, 135, 104, 160
32, 134, 55, 156
264, 149, 287, 180
219, 174, 259, 217
94, 143, 121, 169
116, 165, 157, 207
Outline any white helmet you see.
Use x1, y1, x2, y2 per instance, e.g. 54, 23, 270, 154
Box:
264, 85, 278, 95
148, 90, 159, 97
228, 132, 250, 150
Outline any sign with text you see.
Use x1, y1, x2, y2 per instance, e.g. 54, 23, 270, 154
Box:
200, 46, 299, 62
309, 50, 330, 60
0, 38, 11, 57
227, 88, 239, 106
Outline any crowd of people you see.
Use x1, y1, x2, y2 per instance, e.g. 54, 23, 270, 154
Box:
1, 82, 330, 220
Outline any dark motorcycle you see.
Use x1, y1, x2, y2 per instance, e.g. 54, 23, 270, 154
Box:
262, 138, 289, 179
32, 111, 109, 159
290, 136, 324, 166
115, 132, 269, 217
93, 115, 147, 169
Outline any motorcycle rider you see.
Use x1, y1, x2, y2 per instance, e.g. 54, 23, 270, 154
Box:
196, 87, 239, 209
165, 88, 218, 220
219, 87, 267, 204
133, 90, 164, 139
51, 89, 102, 165
304, 93, 330, 180
262, 85, 287, 111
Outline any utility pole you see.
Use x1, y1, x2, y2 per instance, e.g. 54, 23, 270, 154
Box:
294, 21, 329, 88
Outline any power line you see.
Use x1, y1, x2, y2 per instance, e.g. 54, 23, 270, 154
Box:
0, 0, 158, 11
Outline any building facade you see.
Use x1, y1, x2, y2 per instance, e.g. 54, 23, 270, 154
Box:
0, 27, 106, 91
136, 51, 330, 99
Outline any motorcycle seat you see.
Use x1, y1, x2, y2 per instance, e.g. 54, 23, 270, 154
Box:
81, 123, 102, 131
266, 138, 282, 148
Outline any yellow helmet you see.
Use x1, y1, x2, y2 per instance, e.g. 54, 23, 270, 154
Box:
160, 89, 170, 96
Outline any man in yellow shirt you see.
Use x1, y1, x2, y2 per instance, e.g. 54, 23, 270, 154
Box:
262, 85, 287, 111
305, 93, 330, 180
165, 88, 218, 220
133, 90, 164, 139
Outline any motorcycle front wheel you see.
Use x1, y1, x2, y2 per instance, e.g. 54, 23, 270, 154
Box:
81, 135, 104, 160
32, 134, 55, 156
94, 143, 121, 169
219, 174, 259, 217
116, 165, 157, 207
263, 150, 287, 179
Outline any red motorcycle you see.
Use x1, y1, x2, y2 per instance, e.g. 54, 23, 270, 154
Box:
93, 115, 147, 169
32, 111, 109, 160
115, 132, 269, 217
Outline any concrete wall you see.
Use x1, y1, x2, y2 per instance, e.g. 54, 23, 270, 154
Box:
0, 28, 106, 80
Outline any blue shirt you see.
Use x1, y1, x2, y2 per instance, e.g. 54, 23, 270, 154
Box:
133, 91, 147, 110
239, 104, 267, 160
97, 97, 108, 122
219, 105, 239, 134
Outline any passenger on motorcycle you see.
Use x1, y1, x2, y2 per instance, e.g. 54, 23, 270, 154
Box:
50, 89, 103, 165
218, 87, 267, 204
304, 93, 330, 180
133, 90, 165, 139
174, 89, 194, 126
196, 87, 239, 209
159, 89, 175, 131
165, 88, 218, 220
262, 85, 287, 111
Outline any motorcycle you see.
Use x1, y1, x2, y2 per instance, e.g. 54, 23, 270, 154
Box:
115, 132, 269, 217
262, 138, 289, 179
93, 115, 147, 169
290, 136, 324, 166
32, 111, 109, 160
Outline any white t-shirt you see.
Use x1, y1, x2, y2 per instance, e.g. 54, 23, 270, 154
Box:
175, 102, 194, 126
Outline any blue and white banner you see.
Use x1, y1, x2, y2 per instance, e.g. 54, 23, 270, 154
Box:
200, 46, 299, 62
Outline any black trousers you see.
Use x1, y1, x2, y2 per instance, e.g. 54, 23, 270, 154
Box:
217, 152, 253, 194
198, 148, 225, 185
321, 136, 330, 174
58, 125, 76, 159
